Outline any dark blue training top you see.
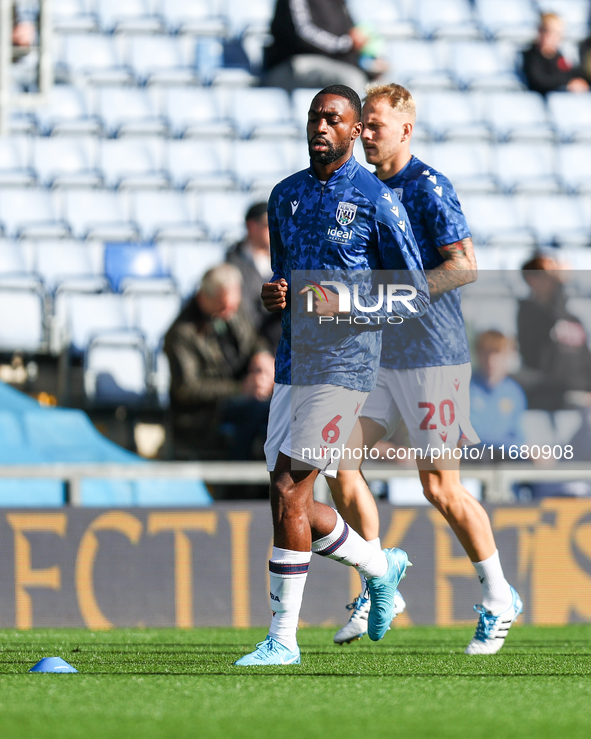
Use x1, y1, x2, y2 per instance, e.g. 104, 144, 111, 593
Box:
380, 155, 472, 370
269, 155, 429, 391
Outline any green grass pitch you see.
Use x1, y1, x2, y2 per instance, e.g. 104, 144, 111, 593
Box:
1, 625, 590, 739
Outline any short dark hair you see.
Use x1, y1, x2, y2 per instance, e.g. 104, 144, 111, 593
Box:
245, 201, 267, 222
314, 85, 362, 121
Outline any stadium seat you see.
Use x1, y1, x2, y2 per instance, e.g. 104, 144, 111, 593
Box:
63, 189, 137, 240
476, 0, 538, 42
126, 291, 182, 351
35, 84, 100, 136
104, 242, 170, 291
461, 295, 518, 335
100, 137, 168, 189
62, 293, 129, 352
95, 86, 165, 138
385, 41, 455, 90
292, 88, 322, 136
85, 331, 148, 404
33, 137, 101, 188
0, 189, 67, 239
61, 33, 132, 85
0, 289, 45, 351
557, 144, 591, 194
524, 194, 589, 247
547, 93, 591, 143
52, 0, 98, 33
127, 35, 197, 85
165, 241, 226, 296
428, 142, 496, 193
97, 0, 163, 33
413, 0, 480, 40
167, 139, 234, 190
460, 194, 534, 247
449, 42, 522, 90
554, 409, 585, 445
194, 192, 253, 242
494, 143, 560, 194
225, 88, 300, 139
522, 410, 556, 447
225, 0, 274, 35
482, 91, 553, 142
161, 0, 227, 35
0, 239, 34, 277
348, 0, 417, 39
421, 91, 490, 140
153, 350, 171, 406
0, 136, 34, 186
233, 139, 295, 190
162, 87, 233, 138
35, 240, 105, 293
131, 190, 205, 241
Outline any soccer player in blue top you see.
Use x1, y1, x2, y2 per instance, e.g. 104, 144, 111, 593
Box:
328, 84, 522, 654
234, 85, 429, 666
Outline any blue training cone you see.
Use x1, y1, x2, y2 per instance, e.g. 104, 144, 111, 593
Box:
29, 657, 78, 673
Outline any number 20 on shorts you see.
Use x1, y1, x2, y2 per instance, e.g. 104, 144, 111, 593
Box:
418, 400, 455, 430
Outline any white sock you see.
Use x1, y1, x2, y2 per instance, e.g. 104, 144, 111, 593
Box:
473, 550, 512, 614
358, 537, 381, 595
268, 547, 311, 651
311, 512, 387, 579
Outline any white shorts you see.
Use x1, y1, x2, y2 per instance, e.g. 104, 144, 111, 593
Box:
264, 383, 369, 478
361, 363, 480, 453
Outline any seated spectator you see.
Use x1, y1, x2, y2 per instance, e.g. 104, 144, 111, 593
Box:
263, 0, 381, 93
470, 331, 527, 451
164, 264, 274, 461
517, 254, 591, 410
522, 13, 589, 95
226, 202, 281, 351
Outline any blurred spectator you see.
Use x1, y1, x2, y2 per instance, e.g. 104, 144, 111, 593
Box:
12, 0, 39, 92
226, 202, 281, 351
164, 264, 274, 460
517, 254, 591, 410
522, 13, 589, 95
263, 0, 382, 93
470, 331, 527, 451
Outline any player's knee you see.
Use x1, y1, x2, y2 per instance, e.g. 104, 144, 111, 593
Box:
422, 478, 461, 511
270, 476, 306, 513
329, 470, 360, 504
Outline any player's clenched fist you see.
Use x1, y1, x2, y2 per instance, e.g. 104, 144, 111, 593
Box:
261, 278, 288, 312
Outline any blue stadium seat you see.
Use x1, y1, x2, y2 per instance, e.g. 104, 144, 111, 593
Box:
413, 0, 479, 40
195, 191, 254, 242
428, 141, 497, 193
0, 289, 45, 351
422, 91, 490, 140
547, 93, 591, 143
127, 35, 197, 85
63, 189, 137, 240
0, 189, 67, 239
35, 84, 100, 136
482, 91, 553, 142
63, 293, 129, 352
60, 33, 131, 85
385, 41, 455, 90
165, 241, 226, 296
52, 0, 98, 33
104, 242, 170, 291
348, 0, 417, 40
126, 291, 182, 352
291, 88, 321, 136
35, 240, 105, 293
85, 330, 148, 404
524, 194, 590, 247
450, 42, 522, 90
0, 136, 34, 186
153, 350, 171, 406
0, 240, 33, 278
225, 88, 299, 139
96, 86, 165, 137
100, 137, 168, 189
460, 194, 535, 247
167, 139, 234, 190
476, 0, 538, 42
494, 143, 560, 194
558, 144, 591, 194
225, 0, 274, 35
161, 0, 227, 35
162, 87, 233, 138
131, 190, 205, 241
461, 295, 518, 335
33, 136, 101, 188
233, 139, 295, 190
97, 0, 163, 33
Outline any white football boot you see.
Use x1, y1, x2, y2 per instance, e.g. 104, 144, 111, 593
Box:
333, 588, 406, 644
465, 586, 523, 655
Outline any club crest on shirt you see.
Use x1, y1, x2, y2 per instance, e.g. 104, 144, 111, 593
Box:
336, 201, 357, 226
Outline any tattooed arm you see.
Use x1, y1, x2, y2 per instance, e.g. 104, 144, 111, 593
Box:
427, 237, 477, 299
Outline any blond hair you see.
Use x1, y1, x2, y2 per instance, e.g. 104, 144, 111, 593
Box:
540, 12, 563, 30
364, 83, 416, 121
